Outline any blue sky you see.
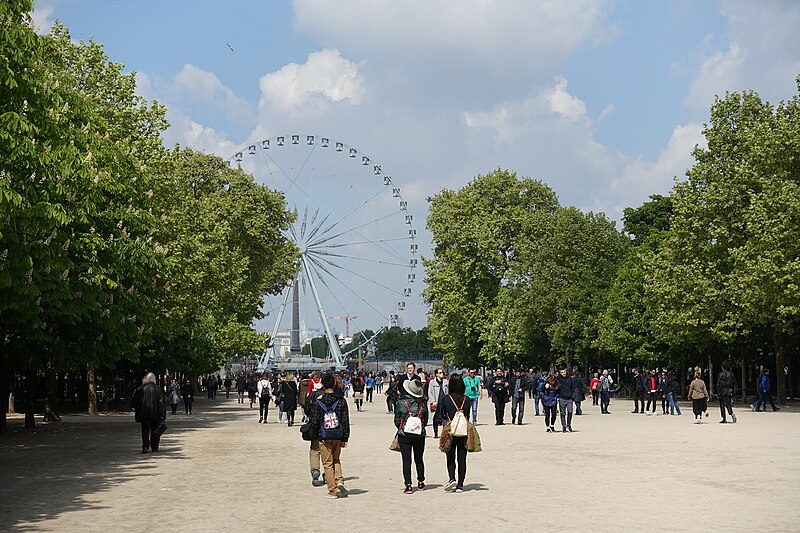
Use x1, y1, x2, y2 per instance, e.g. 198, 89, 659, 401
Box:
32, 1, 800, 334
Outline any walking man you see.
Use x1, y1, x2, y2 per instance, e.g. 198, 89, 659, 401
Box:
556, 366, 575, 432
511, 369, 528, 425
645, 369, 659, 415
489, 368, 510, 425
236, 374, 246, 404
631, 368, 646, 413
132, 372, 166, 453
428, 368, 448, 438
599, 370, 613, 414
752, 368, 780, 412
716, 361, 737, 423
463, 369, 483, 424
310, 372, 350, 499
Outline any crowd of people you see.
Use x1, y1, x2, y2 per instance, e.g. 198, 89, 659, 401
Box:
131, 360, 782, 491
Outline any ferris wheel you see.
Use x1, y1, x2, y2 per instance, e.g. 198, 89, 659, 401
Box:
226, 135, 418, 369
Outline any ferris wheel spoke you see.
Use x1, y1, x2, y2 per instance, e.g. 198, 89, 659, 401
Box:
311, 253, 404, 296
259, 145, 314, 202
307, 249, 409, 268
316, 236, 411, 248
309, 209, 404, 248
306, 257, 390, 322
305, 164, 370, 242
305, 185, 387, 246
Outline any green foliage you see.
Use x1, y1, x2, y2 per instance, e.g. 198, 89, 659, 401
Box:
423, 169, 559, 367
622, 194, 673, 245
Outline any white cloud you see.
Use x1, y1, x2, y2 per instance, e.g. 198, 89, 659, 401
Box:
162, 107, 235, 156
31, 0, 57, 34
605, 122, 704, 217
293, 0, 612, 77
686, 0, 800, 111
547, 76, 589, 122
170, 65, 252, 124
258, 48, 365, 114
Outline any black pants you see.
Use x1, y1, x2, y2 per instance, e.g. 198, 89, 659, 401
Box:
140, 418, 160, 451
286, 409, 296, 426
432, 409, 443, 437
634, 391, 646, 412
543, 404, 557, 427
661, 396, 668, 414
511, 396, 525, 423
493, 398, 507, 424
646, 392, 658, 413
170, 403, 178, 415
719, 394, 734, 420
366, 388, 373, 402
386, 395, 394, 412
259, 396, 270, 420
446, 436, 468, 487
600, 390, 610, 413
183, 397, 193, 414
398, 434, 425, 485
592, 390, 599, 405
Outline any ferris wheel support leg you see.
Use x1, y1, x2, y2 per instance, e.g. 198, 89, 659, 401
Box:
301, 255, 346, 368
259, 282, 293, 371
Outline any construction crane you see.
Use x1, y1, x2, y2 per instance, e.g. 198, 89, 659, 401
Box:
327, 315, 358, 338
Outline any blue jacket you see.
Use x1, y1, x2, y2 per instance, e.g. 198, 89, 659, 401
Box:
541, 385, 560, 407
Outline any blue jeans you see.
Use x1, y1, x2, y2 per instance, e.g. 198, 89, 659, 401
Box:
600, 390, 610, 413
668, 392, 681, 415
534, 396, 540, 416
469, 397, 479, 424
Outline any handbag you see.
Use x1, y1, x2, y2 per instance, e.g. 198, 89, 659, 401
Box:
154, 421, 167, 438
466, 422, 482, 453
438, 422, 453, 453
389, 433, 401, 452
300, 420, 314, 441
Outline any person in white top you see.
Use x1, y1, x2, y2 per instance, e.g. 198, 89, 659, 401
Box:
257, 373, 272, 423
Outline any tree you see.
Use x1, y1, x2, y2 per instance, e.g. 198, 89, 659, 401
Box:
649, 79, 800, 402
423, 169, 559, 367
494, 207, 628, 368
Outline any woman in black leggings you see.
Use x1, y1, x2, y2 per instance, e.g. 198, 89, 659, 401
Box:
541, 373, 560, 432
442, 374, 472, 492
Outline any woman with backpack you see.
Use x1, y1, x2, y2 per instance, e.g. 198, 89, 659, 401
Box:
541, 373, 560, 432
442, 373, 471, 493
394, 378, 429, 494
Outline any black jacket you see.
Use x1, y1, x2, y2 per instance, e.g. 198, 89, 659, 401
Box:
633, 373, 646, 393
557, 374, 575, 401
511, 374, 529, 398
441, 393, 471, 423
489, 375, 509, 402
133, 382, 165, 422
309, 389, 350, 442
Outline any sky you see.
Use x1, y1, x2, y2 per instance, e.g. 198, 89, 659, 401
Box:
31, 0, 800, 336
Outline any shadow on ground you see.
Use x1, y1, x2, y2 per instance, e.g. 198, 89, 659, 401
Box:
0, 397, 244, 530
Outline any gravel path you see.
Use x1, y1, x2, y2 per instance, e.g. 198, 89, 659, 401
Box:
1, 395, 797, 532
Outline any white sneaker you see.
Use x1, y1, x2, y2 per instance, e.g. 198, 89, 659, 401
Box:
444, 479, 457, 492
324, 493, 338, 499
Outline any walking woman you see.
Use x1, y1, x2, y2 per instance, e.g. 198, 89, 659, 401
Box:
282, 373, 299, 426
589, 373, 600, 406
687, 370, 710, 424
168, 378, 181, 415
257, 373, 272, 423
247, 374, 258, 408
442, 373, 471, 493
394, 378, 428, 494
667, 372, 681, 415
180, 378, 194, 415
541, 373, 560, 433
352, 374, 365, 412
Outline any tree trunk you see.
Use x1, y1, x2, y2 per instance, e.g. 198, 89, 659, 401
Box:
87, 363, 98, 415
24, 370, 35, 429
775, 326, 787, 405
707, 352, 714, 396
43, 362, 61, 422
680, 357, 687, 398
0, 364, 8, 433
741, 350, 746, 403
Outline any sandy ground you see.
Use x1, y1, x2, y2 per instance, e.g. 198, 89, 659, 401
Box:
1, 393, 798, 532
